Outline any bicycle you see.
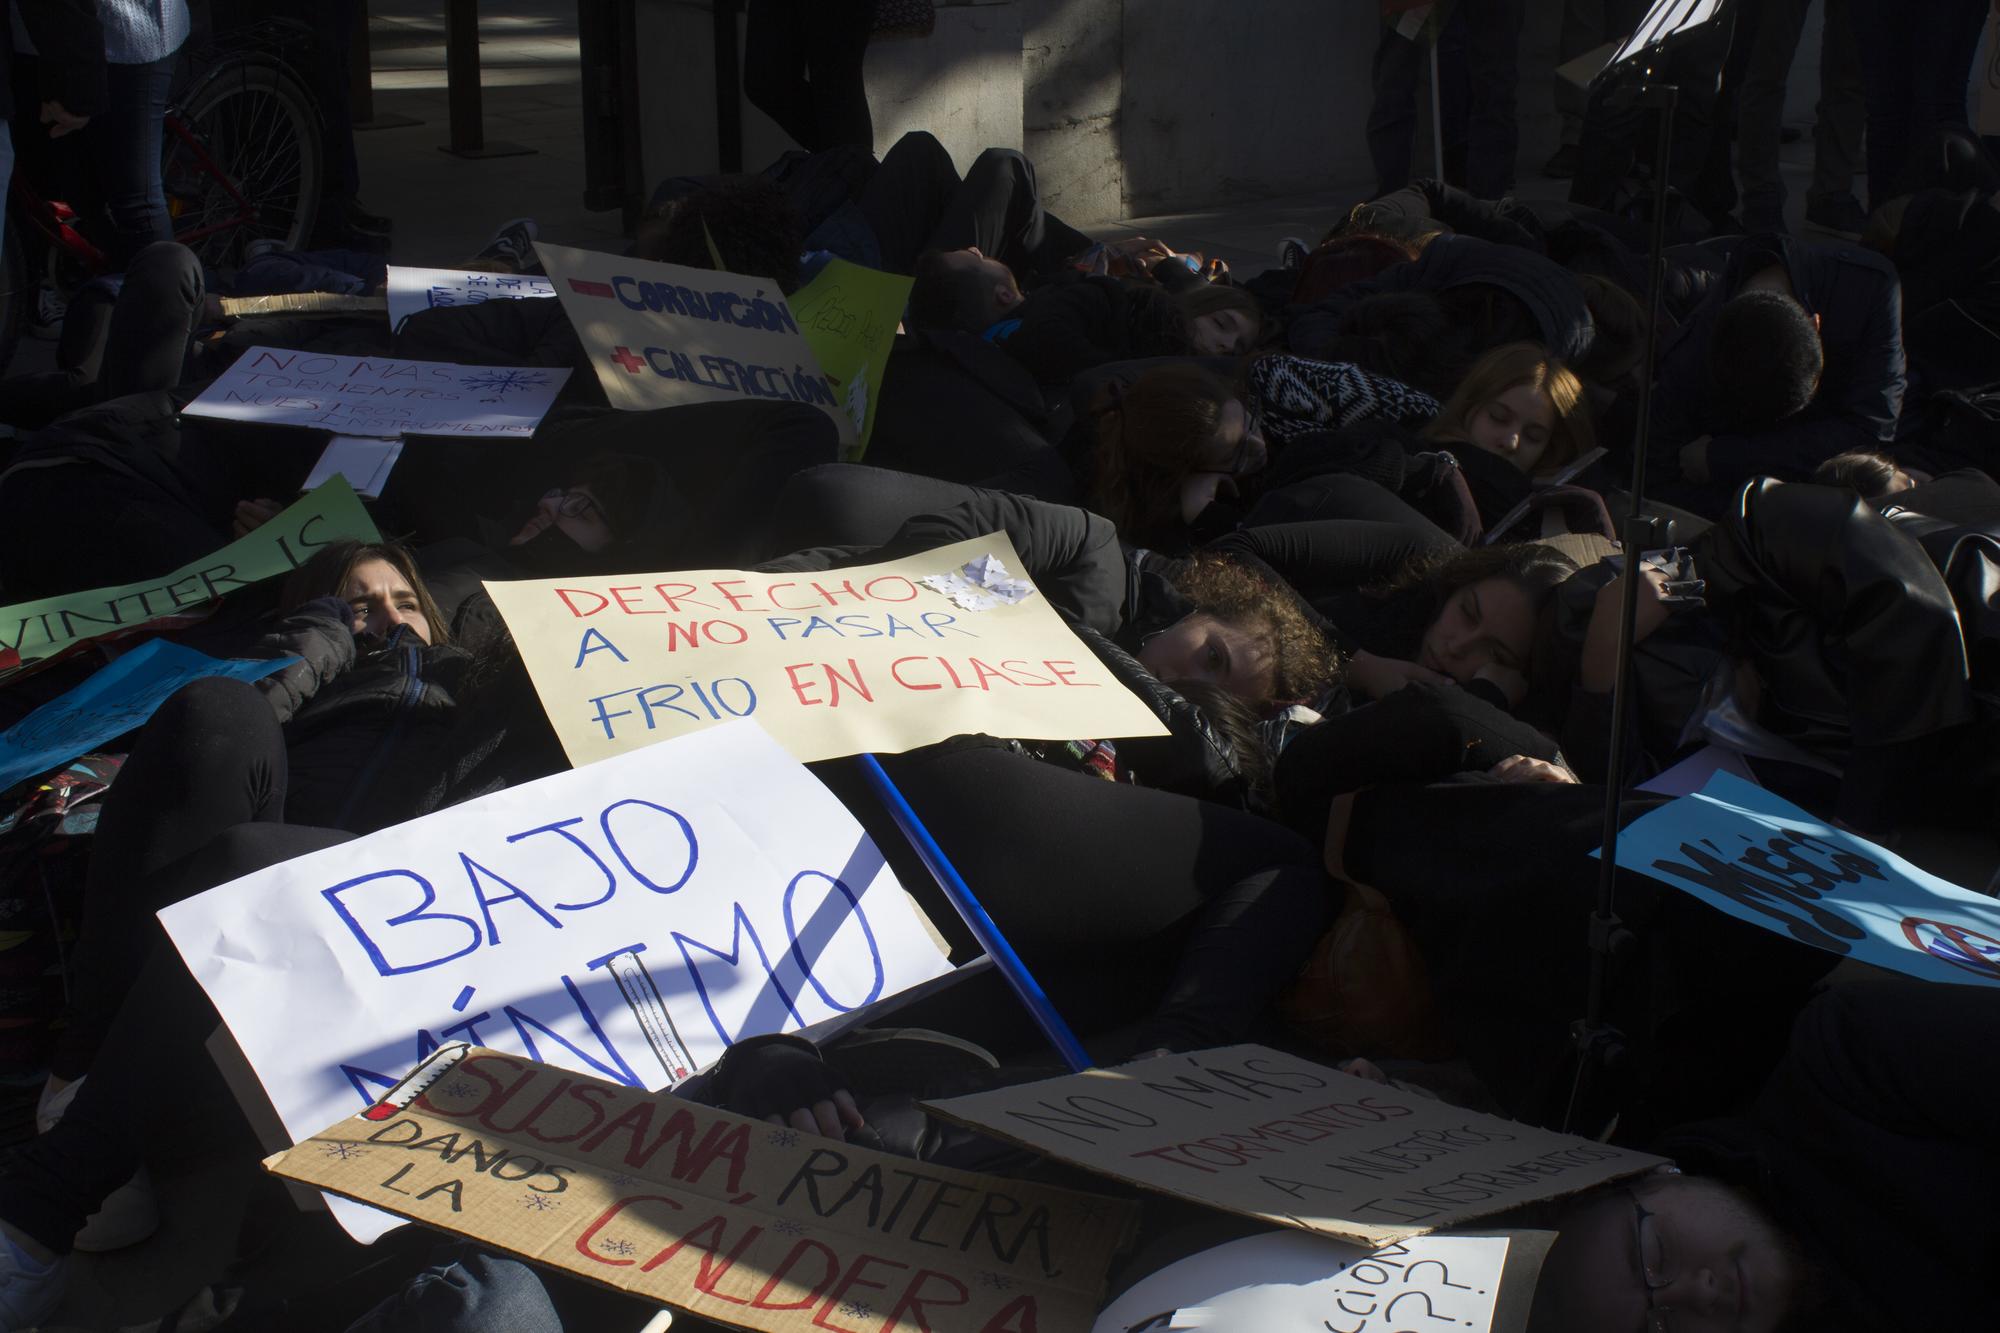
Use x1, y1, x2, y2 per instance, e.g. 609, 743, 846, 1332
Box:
0, 18, 327, 374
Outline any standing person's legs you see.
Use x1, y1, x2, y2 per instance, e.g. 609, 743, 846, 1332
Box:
855, 130, 964, 273
52, 677, 292, 1079
743, 1, 816, 149
1847, 0, 1916, 210
1735, 0, 1812, 231
1911, 0, 1993, 150
1552, 0, 1608, 160
1463, 0, 1525, 198
930, 148, 1091, 280
1368, 23, 1423, 196
1807, 0, 1867, 216
799, 0, 876, 154
92, 55, 176, 267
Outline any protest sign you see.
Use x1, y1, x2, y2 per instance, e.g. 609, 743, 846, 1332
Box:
159, 722, 953, 1241
0, 639, 292, 795
0, 477, 379, 667
925, 1046, 1664, 1247
268, 1046, 1136, 1333
1093, 1229, 1553, 1333
183, 346, 569, 438
536, 241, 855, 446
482, 533, 1170, 768
304, 436, 406, 499
385, 265, 557, 332
789, 259, 911, 454
1607, 771, 2000, 987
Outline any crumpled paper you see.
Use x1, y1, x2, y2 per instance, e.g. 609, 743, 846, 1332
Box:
917, 553, 1037, 611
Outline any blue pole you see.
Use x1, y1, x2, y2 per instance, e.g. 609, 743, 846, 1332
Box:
856, 754, 1092, 1072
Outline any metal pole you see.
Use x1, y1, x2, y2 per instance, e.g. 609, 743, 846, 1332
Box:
1429, 34, 1445, 179
855, 755, 1092, 1072
439, 0, 534, 159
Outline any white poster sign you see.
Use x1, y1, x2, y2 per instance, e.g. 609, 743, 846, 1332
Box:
385, 265, 556, 332
183, 346, 570, 438
159, 722, 951, 1241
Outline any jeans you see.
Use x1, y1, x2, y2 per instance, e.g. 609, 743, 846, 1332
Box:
1736, 0, 1865, 223
743, 0, 875, 153
95, 54, 177, 266
1369, 0, 1524, 198
1847, 0, 1992, 209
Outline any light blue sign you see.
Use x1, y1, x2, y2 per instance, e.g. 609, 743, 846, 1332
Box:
1605, 771, 2000, 987
0, 639, 293, 795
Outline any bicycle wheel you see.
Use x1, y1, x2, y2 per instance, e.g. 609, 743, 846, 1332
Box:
164, 54, 324, 269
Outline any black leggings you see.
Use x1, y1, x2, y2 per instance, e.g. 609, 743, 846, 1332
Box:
742, 0, 876, 154
857, 131, 1092, 279
54, 677, 347, 1078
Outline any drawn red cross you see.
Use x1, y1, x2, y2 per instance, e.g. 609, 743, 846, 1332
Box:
610, 346, 646, 374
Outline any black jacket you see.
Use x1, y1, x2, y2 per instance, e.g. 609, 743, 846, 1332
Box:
1000, 276, 1190, 386
1288, 233, 1596, 364
1652, 234, 1906, 500
865, 330, 1056, 486
1891, 187, 2000, 394
1659, 979, 2000, 1333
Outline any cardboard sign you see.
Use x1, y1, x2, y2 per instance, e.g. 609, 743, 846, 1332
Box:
304, 435, 405, 499
925, 1047, 1663, 1248
483, 532, 1170, 768
536, 242, 855, 446
1094, 1229, 1548, 1333
385, 265, 557, 332
0, 639, 292, 794
268, 1047, 1136, 1333
789, 259, 911, 454
0, 477, 379, 666
159, 722, 952, 1240
1608, 771, 2000, 987
184, 346, 570, 438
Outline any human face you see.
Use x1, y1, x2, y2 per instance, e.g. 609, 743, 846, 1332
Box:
1138, 612, 1277, 702
511, 485, 616, 553
341, 557, 431, 645
1197, 400, 1268, 478
1190, 306, 1258, 356
942, 246, 1022, 325
1467, 381, 1556, 473
1534, 1176, 1809, 1333
1417, 576, 1536, 682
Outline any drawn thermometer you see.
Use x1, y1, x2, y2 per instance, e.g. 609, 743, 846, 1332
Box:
598, 947, 700, 1087
361, 1041, 473, 1121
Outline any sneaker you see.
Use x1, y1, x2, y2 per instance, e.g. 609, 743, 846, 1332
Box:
473, 217, 540, 272
34, 1078, 158, 1253
1542, 143, 1579, 179
0, 1229, 67, 1332
1276, 236, 1310, 271
1804, 194, 1868, 241
823, 1027, 998, 1097
27, 281, 65, 340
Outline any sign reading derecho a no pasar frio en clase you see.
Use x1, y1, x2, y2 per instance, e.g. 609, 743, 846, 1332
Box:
182, 346, 570, 438
158, 722, 953, 1242
535, 241, 857, 446
482, 532, 1171, 769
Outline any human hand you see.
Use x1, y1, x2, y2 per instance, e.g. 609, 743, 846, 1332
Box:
1581, 567, 1673, 692
1489, 753, 1578, 784
232, 497, 286, 538
1346, 649, 1450, 700
765, 1088, 868, 1142
39, 101, 89, 138
1679, 434, 1712, 483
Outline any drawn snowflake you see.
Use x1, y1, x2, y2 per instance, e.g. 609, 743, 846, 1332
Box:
320, 1142, 366, 1161
840, 1300, 873, 1319
458, 367, 551, 397
976, 1272, 1015, 1291
772, 1219, 807, 1237
521, 1195, 560, 1212
600, 1237, 637, 1257
766, 1127, 800, 1148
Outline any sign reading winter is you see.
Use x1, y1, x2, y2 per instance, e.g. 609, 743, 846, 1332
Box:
535, 241, 855, 446
183, 346, 570, 438
268, 1047, 1135, 1333
385, 265, 556, 331
482, 532, 1170, 768
159, 723, 953, 1242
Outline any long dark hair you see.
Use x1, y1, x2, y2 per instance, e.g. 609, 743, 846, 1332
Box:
1367, 542, 1579, 669
280, 540, 452, 646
